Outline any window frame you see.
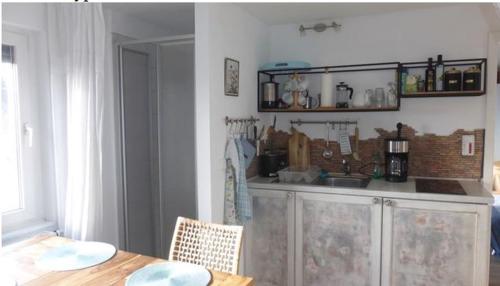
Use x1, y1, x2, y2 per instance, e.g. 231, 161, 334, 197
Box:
1, 28, 49, 235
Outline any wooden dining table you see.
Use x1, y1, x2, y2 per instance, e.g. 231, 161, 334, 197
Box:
0, 235, 254, 286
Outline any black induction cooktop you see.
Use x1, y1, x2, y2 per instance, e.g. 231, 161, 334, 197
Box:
415, 179, 467, 195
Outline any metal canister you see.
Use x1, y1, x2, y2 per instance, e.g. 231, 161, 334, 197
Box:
463, 66, 481, 91
261, 81, 278, 109
444, 68, 462, 91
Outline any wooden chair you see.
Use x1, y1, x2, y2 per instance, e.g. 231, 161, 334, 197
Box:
168, 217, 243, 274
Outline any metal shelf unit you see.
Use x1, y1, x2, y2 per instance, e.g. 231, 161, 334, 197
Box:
257, 61, 401, 113
399, 58, 487, 98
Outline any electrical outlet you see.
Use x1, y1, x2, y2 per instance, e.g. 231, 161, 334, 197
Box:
461, 135, 475, 156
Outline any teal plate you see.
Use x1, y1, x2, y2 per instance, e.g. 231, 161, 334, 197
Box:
37, 241, 116, 271
126, 262, 211, 286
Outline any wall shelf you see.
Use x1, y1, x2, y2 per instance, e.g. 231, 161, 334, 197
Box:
402, 90, 485, 98
258, 61, 401, 113
260, 106, 399, 113
399, 58, 487, 98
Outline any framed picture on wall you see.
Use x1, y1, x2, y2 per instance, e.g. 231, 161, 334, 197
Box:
224, 58, 239, 96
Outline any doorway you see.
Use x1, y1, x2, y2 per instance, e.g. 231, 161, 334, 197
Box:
117, 35, 196, 258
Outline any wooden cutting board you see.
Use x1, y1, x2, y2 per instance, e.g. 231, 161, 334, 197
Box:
289, 128, 310, 170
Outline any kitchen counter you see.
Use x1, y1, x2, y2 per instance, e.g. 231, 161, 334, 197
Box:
248, 176, 494, 204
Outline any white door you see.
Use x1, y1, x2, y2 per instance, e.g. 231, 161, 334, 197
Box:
244, 189, 295, 286
296, 192, 383, 286
381, 198, 490, 286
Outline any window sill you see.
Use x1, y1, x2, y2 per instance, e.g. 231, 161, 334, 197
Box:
2, 219, 57, 246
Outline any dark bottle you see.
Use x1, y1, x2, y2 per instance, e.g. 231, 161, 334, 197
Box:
425, 57, 436, 92
435, 55, 444, 91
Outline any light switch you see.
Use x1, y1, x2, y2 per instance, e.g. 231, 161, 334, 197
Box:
462, 135, 475, 156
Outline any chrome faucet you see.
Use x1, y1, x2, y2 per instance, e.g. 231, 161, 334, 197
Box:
341, 159, 351, 176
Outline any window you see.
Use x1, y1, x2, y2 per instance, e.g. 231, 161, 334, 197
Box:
1, 44, 24, 214
1, 29, 53, 241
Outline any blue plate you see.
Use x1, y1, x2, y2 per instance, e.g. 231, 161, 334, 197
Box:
126, 262, 211, 286
37, 241, 116, 271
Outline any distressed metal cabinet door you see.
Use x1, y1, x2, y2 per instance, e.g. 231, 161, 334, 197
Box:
244, 189, 295, 286
296, 192, 383, 286
381, 199, 491, 286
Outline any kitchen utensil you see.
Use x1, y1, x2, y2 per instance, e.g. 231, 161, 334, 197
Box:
352, 126, 360, 161
386, 82, 398, 107
258, 125, 265, 140
258, 149, 288, 177
125, 262, 211, 286
302, 91, 318, 109
352, 92, 365, 108
339, 129, 352, 155
299, 78, 310, 91
385, 122, 409, 182
365, 89, 375, 107
298, 90, 308, 106
261, 81, 278, 109
374, 88, 385, 108
463, 66, 481, 91
320, 71, 334, 107
322, 124, 333, 160
291, 91, 301, 109
444, 67, 462, 91
281, 92, 293, 105
336, 82, 353, 108
289, 128, 311, 170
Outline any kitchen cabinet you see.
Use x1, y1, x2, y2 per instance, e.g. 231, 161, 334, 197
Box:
295, 192, 382, 286
381, 198, 491, 286
244, 189, 295, 286
244, 187, 491, 286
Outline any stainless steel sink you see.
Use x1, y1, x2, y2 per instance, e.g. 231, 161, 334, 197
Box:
312, 174, 371, 188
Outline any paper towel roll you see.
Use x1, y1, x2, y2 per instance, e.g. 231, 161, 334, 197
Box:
321, 73, 334, 107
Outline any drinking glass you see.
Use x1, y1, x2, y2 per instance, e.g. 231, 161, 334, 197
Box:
365, 89, 374, 107
374, 88, 385, 108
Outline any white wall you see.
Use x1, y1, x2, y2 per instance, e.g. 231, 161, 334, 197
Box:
195, 3, 269, 222
265, 5, 489, 140
105, 9, 170, 40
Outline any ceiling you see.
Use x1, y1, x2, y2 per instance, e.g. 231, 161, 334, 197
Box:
103, 3, 194, 34
237, 3, 460, 25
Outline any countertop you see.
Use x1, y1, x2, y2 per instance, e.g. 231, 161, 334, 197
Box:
248, 176, 494, 205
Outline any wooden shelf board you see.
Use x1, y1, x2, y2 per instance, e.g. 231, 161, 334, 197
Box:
258, 106, 399, 113
401, 90, 485, 98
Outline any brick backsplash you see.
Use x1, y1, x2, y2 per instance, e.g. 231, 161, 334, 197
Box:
248, 125, 484, 179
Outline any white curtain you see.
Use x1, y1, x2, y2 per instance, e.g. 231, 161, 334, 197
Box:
48, 4, 105, 241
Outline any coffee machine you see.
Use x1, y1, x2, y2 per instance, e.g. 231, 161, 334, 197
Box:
385, 123, 409, 182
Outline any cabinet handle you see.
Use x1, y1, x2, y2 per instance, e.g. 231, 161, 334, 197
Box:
384, 199, 393, 207
372, 197, 381, 204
